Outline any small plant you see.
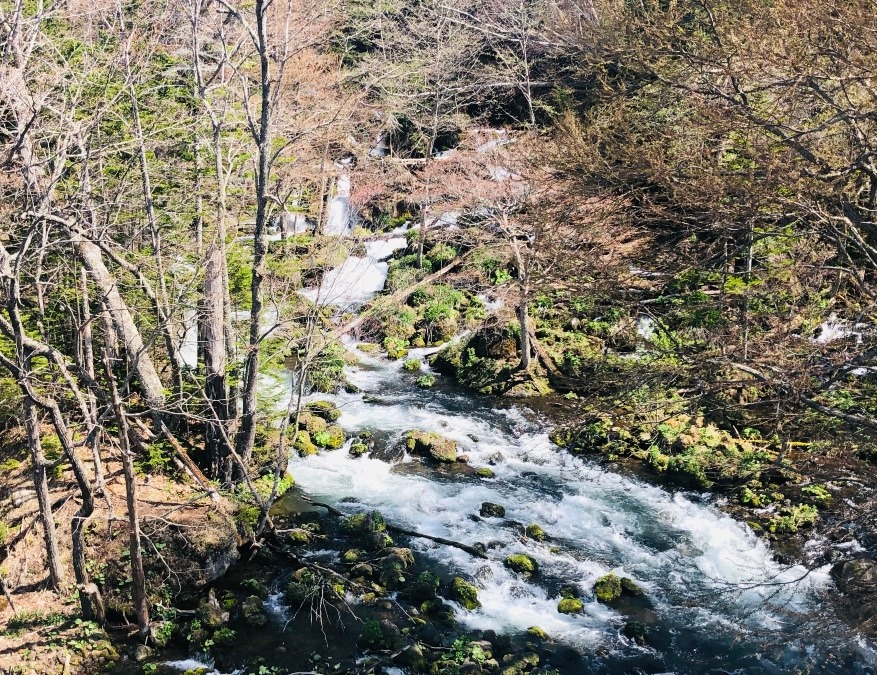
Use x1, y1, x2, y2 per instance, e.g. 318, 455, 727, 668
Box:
416, 373, 436, 388
403, 357, 422, 371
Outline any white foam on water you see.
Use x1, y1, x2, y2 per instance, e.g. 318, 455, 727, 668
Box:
300, 237, 407, 312
283, 351, 828, 652
161, 657, 242, 675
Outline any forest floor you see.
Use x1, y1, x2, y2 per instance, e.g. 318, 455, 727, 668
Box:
0, 427, 239, 675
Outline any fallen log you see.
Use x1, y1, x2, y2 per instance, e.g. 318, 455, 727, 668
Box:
332, 255, 469, 339
305, 499, 488, 559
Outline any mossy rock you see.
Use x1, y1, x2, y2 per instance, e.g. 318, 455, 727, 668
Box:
623, 620, 647, 645
313, 424, 346, 449
358, 343, 381, 353
620, 577, 643, 596
557, 597, 584, 614
475, 467, 495, 479
297, 411, 328, 435
241, 595, 266, 626
342, 549, 360, 563
449, 577, 481, 610
504, 554, 538, 576
287, 528, 312, 545
349, 442, 369, 457
294, 430, 319, 457
525, 524, 547, 542
479, 502, 505, 518
306, 400, 342, 422
593, 574, 622, 603
527, 626, 550, 640
405, 430, 458, 463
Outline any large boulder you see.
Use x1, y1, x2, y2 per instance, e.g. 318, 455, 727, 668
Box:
405, 430, 458, 463
449, 577, 481, 610
504, 554, 538, 577
305, 400, 341, 422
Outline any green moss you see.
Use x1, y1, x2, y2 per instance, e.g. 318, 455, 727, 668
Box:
306, 400, 341, 422
504, 554, 538, 576
525, 524, 547, 542
349, 442, 369, 457
449, 577, 481, 610
768, 504, 819, 533
313, 424, 346, 449
406, 430, 458, 462
294, 431, 319, 457
593, 574, 622, 603
527, 626, 550, 640
557, 597, 584, 614
358, 342, 381, 353
475, 467, 495, 479
384, 336, 409, 360
801, 484, 832, 505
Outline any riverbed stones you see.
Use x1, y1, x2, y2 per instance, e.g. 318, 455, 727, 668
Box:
449, 577, 482, 610
480, 502, 506, 518
405, 430, 458, 463
504, 554, 538, 577
475, 467, 495, 478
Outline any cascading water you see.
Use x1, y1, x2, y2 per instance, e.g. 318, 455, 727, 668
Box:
300, 236, 407, 312
284, 346, 876, 673
277, 235, 875, 672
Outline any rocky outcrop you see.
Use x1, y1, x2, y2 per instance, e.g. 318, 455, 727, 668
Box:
405, 430, 458, 463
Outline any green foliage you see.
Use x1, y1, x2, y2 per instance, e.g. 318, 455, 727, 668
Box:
134, 440, 175, 475
417, 373, 437, 388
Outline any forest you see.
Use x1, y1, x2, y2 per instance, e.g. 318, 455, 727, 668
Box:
0, 0, 875, 673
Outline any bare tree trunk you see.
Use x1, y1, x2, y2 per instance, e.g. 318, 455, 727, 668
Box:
204, 245, 230, 480
104, 347, 150, 639
24, 400, 64, 589
236, 0, 273, 473
518, 290, 531, 370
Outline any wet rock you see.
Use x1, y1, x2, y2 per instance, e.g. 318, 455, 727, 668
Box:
287, 528, 312, 545
133, 645, 153, 662
593, 574, 622, 602
371, 442, 405, 463
313, 424, 346, 450
405, 430, 458, 463
358, 618, 402, 650
449, 577, 482, 610
469, 640, 493, 660
294, 430, 319, 457
526, 626, 549, 640
342, 549, 360, 563
831, 558, 877, 593
349, 442, 369, 457
559, 585, 579, 599
594, 573, 642, 603
457, 454, 470, 463
623, 620, 647, 645
196, 591, 228, 628
487, 452, 505, 465
242, 595, 267, 626
393, 644, 427, 671
524, 524, 547, 542
504, 554, 538, 577
305, 400, 341, 422
475, 467, 495, 479
620, 577, 643, 596
557, 597, 583, 614
351, 563, 376, 578
500, 652, 539, 675
298, 411, 327, 435
460, 662, 483, 675
480, 502, 506, 518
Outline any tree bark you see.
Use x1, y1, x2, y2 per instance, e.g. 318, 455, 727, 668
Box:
24, 400, 64, 589
104, 348, 150, 640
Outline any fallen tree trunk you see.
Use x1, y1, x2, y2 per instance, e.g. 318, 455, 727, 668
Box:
333, 255, 468, 339
306, 498, 488, 559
